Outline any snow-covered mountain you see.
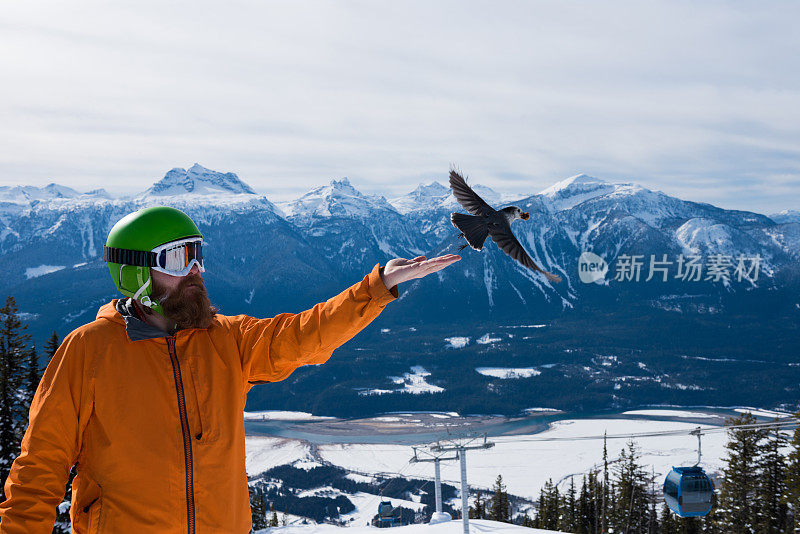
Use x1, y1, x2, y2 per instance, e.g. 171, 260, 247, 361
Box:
0, 183, 81, 204
142, 163, 257, 197
771, 209, 800, 224
277, 178, 428, 279
388, 182, 451, 215
1, 164, 798, 340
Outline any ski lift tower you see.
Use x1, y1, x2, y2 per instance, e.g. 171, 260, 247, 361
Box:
412, 435, 494, 534
410, 448, 458, 515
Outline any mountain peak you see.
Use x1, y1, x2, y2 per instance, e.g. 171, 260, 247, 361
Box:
412, 181, 449, 195
770, 209, 800, 224
278, 177, 399, 220
327, 177, 361, 196
389, 181, 451, 214
143, 164, 257, 197
537, 173, 622, 212
0, 183, 80, 204
538, 174, 611, 196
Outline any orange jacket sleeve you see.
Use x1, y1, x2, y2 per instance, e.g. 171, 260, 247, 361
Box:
0, 331, 94, 534
236, 263, 398, 384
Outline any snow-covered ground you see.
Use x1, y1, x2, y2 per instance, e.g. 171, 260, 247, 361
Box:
24, 264, 65, 279
444, 337, 470, 349
246, 415, 736, 503
389, 367, 445, 394
246, 437, 315, 475
475, 368, 541, 379
255, 519, 558, 534
622, 409, 717, 418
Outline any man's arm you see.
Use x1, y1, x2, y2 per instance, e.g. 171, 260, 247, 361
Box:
0, 332, 93, 534
236, 263, 398, 384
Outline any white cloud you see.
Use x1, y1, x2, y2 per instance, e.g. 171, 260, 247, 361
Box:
1, 1, 798, 213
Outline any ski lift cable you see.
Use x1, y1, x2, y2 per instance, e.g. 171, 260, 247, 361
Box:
348, 418, 797, 451
472, 418, 798, 443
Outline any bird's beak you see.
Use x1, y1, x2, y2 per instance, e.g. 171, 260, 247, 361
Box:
521, 212, 530, 220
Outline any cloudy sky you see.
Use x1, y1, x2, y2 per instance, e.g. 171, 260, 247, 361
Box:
2, 1, 799, 213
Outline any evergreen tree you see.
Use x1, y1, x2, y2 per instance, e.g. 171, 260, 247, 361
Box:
784, 405, 800, 533
44, 330, 59, 362
536, 478, 560, 530
533, 485, 546, 529
701, 508, 721, 534
249, 485, 268, 530
23, 341, 39, 413
470, 492, 486, 519
647, 468, 658, 534
660, 502, 679, 534
577, 475, 592, 534
717, 412, 765, 534
490, 474, 511, 523
589, 470, 600, 534
520, 513, 536, 528
610, 440, 652, 534
269, 502, 280, 527
757, 425, 789, 533
559, 476, 577, 533
0, 296, 31, 500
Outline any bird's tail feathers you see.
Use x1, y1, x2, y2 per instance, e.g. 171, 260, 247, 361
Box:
543, 271, 562, 283
451, 212, 488, 251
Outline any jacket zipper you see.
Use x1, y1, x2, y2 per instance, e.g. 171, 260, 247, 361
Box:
167, 335, 196, 534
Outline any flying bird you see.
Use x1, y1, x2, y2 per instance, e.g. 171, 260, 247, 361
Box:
449, 170, 562, 283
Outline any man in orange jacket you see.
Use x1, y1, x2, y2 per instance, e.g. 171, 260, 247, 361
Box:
0, 206, 460, 533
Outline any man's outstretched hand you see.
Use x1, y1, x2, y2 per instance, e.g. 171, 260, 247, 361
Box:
380, 254, 461, 291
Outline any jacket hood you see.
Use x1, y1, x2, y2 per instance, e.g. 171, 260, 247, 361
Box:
97, 300, 125, 324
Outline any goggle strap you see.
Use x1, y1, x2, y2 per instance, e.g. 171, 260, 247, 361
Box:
103, 246, 157, 267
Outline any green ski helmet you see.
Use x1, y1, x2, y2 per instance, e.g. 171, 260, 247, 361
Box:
103, 206, 203, 315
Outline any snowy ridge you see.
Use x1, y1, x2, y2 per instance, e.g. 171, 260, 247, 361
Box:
141, 163, 257, 197
389, 182, 450, 214
770, 209, 800, 224
538, 173, 618, 211
0, 183, 81, 204
278, 178, 398, 221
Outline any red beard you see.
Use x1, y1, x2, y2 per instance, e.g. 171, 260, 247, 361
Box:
151, 274, 217, 330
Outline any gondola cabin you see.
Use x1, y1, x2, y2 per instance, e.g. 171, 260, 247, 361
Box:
372, 501, 402, 528
663, 466, 714, 517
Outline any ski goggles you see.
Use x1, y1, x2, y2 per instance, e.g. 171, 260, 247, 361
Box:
103, 237, 205, 277
150, 237, 205, 276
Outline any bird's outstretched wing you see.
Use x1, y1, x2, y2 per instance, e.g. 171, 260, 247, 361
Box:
449, 170, 493, 217
489, 225, 562, 283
